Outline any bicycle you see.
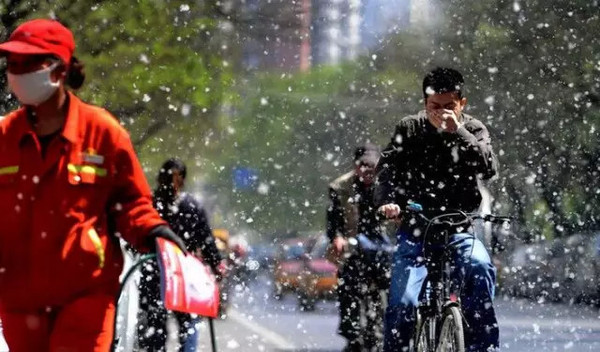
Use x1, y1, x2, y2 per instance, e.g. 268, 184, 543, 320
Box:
112, 249, 219, 352
399, 202, 511, 352
339, 232, 394, 350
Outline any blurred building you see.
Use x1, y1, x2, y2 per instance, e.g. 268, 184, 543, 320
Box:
241, 0, 311, 72
360, 0, 411, 53
409, 0, 435, 27
313, 0, 436, 65
241, 0, 433, 70
311, 0, 362, 65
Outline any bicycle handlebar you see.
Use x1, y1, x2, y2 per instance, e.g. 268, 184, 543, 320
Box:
471, 214, 513, 223
384, 201, 513, 227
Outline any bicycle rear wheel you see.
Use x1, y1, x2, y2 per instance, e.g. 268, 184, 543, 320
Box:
436, 306, 465, 352
415, 314, 436, 352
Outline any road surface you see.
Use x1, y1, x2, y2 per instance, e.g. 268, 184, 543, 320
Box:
187, 273, 600, 351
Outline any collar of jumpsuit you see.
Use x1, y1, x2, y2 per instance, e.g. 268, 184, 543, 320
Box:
8, 92, 91, 185
15, 91, 80, 151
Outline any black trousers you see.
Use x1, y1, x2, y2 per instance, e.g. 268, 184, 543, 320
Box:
337, 253, 386, 351
138, 266, 198, 351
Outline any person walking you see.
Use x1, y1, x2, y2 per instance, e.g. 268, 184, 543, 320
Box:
0, 19, 185, 352
138, 158, 221, 352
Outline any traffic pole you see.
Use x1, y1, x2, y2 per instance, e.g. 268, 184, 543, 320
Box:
208, 317, 217, 352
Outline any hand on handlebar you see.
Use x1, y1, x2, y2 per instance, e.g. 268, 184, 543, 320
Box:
378, 204, 401, 219
333, 236, 347, 254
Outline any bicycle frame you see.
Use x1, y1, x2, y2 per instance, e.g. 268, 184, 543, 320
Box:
417, 229, 473, 331
111, 253, 156, 352
111, 252, 219, 352
415, 229, 470, 349
406, 202, 511, 351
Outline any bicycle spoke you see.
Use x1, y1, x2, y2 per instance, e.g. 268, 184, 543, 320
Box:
437, 307, 465, 352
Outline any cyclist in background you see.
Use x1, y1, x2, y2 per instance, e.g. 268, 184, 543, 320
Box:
326, 144, 390, 352
375, 68, 499, 352
138, 158, 221, 352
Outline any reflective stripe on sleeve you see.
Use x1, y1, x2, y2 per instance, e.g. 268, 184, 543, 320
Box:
0, 166, 19, 175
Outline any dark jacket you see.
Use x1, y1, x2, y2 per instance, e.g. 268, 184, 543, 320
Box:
140, 192, 221, 303
327, 171, 380, 242
374, 111, 497, 217
160, 192, 221, 271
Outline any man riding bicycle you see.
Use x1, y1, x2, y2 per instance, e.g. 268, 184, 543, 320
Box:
375, 68, 499, 352
327, 144, 391, 352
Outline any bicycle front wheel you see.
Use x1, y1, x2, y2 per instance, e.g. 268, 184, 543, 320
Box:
415, 315, 436, 352
436, 306, 465, 352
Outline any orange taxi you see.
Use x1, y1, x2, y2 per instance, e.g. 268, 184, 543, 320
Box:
297, 235, 338, 310
272, 237, 314, 299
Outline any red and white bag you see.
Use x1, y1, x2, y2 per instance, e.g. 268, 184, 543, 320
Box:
156, 238, 220, 318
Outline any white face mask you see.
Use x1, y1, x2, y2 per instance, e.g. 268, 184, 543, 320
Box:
7, 62, 61, 106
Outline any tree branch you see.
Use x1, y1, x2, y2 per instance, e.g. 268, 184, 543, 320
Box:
132, 119, 168, 148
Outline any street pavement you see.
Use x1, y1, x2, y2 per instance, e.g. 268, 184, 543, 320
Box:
187, 273, 600, 352
4, 252, 597, 351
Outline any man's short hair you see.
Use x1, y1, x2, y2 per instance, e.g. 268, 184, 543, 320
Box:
422, 67, 465, 100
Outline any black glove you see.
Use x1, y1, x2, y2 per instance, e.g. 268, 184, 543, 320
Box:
148, 225, 188, 255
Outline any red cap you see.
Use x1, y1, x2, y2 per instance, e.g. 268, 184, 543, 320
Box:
0, 19, 75, 64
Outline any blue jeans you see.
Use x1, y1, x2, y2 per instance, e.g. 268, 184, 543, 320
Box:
183, 316, 201, 352
383, 232, 499, 352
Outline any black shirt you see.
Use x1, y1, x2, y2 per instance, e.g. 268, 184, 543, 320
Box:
157, 192, 221, 270
374, 111, 498, 219
140, 192, 221, 302
37, 130, 61, 158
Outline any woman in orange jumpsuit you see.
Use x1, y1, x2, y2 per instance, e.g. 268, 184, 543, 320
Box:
0, 19, 185, 352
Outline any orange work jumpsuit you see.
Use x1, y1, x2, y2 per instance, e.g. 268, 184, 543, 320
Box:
0, 92, 166, 351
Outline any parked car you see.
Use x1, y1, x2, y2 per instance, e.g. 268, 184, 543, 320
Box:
272, 237, 315, 299
501, 232, 600, 304
297, 235, 338, 311
250, 243, 277, 271
212, 228, 232, 317
550, 234, 600, 303
243, 245, 261, 281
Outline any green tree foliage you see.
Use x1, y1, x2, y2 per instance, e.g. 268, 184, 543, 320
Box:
213, 0, 600, 239
377, 0, 600, 241
1, 0, 235, 175
3, 1, 599, 240
208, 62, 420, 232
